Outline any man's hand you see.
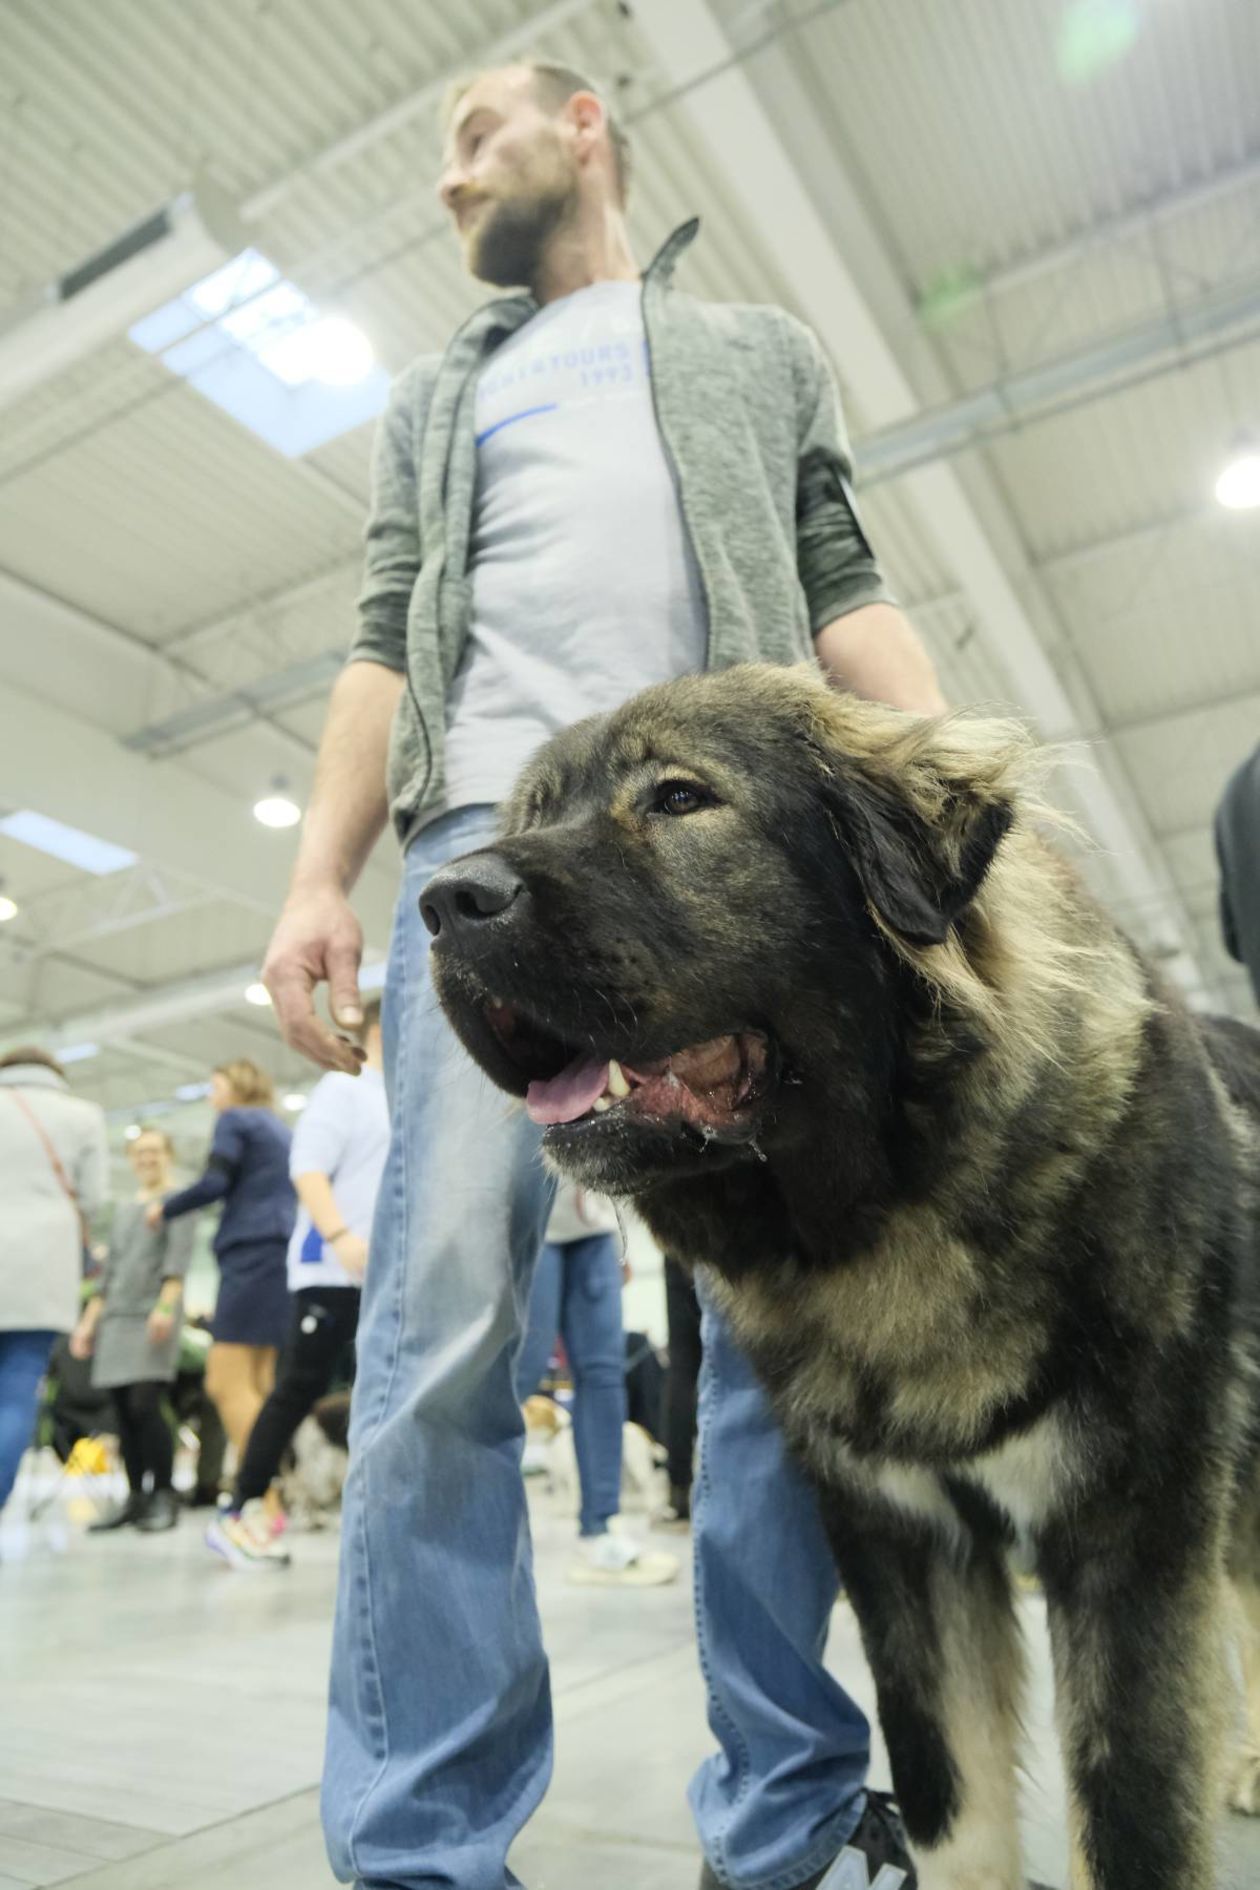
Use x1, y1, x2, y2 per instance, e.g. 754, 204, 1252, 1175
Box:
331, 1231, 370, 1279
263, 883, 368, 1074
69, 1320, 95, 1361
144, 1200, 165, 1231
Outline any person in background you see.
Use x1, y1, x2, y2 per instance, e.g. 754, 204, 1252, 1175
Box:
1215, 739, 1260, 1006
657, 1256, 702, 1530
71, 1125, 193, 1534
148, 1060, 294, 1463
207, 999, 387, 1570
516, 1182, 676, 1586
0, 1047, 109, 1520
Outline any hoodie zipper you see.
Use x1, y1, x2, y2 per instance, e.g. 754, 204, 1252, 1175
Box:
640, 254, 712, 670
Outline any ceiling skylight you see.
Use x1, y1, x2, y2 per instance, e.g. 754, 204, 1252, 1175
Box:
128, 248, 389, 456
0, 811, 138, 875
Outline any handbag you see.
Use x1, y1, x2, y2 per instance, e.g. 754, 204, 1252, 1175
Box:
3, 1087, 90, 1246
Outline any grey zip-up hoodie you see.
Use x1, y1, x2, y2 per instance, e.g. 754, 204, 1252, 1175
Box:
348, 219, 891, 844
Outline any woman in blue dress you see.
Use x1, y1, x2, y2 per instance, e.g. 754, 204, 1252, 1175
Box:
149, 1059, 295, 1462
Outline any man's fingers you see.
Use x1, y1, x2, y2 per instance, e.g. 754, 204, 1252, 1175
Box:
326, 941, 365, 1033
268, 962, 360, 1073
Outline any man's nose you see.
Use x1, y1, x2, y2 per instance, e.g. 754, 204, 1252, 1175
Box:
419, 853, 528, 946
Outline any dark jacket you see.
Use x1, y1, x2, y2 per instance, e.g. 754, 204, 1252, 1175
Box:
163, 1108, 296, 1255
347, 218, 890, 844
1216, 743, 1260, 1006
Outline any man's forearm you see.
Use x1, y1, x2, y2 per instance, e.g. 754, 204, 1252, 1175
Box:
815, 604, 947, 716
292, 660, 405, 895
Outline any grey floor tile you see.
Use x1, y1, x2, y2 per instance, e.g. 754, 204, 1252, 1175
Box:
0, 1804, 159, 1864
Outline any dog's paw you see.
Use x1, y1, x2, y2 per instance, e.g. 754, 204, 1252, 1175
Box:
1227, 1745, 1260, 1816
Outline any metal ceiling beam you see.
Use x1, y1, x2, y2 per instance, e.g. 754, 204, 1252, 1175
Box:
0, 669, 396, 944
857, 269, 1260, 487
123, 649, 346, 758
970, 152, 1260, 305
631, 0, 1215, 1003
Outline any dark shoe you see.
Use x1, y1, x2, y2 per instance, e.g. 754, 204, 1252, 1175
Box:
699, 1791, 916, 1889
135, 1487, 179, 1533
88, 1493, 149, 1532
183, 1484, 222, 1509
654, 1483, 692, 1531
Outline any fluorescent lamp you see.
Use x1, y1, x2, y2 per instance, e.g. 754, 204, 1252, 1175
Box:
124, 1123, 142, 1141
57, 1041, 99, 1064
0, 894, 17, 922
283, 1092, 307, 1111
174, 1081, 212, 1102
1216, 436, 1260, 511
0, 811, 137, 875
244, 982, 272, 1007
0, 183, 244, 413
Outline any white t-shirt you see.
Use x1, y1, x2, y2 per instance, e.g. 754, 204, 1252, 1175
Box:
442, 279, 707, 813
286, 1067, 389, 1291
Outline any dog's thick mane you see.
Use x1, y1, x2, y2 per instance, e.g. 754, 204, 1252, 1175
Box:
795, 672, 1156, 1116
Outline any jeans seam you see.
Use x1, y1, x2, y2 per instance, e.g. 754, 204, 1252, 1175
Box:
343, 867, 418, 1879
693, 1316, 751, 1886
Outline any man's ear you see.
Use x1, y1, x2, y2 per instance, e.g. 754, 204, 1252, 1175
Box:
824, 767, 1014, 947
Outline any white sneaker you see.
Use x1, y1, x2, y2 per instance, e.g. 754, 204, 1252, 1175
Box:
568, 1525, 679, 1587
206, 1499, 291, 1570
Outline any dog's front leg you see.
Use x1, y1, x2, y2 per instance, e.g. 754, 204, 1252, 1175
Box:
818, 1486, 1025, 1890
1040, 1516, 1232, 1890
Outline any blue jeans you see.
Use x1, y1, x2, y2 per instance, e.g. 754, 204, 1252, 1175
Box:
322, 806, 871, 1890
0, 1330, 57, 1512
515, 1235, 626, 1537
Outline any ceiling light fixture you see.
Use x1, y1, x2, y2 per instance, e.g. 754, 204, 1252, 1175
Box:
253, 775, 302, 830
244, 982, 272, 1007
1215, 432, 1260, 511
283, 1092, 307, 1111
0, 885, 17, 923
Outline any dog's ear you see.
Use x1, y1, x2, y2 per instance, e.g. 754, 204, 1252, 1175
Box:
828, 772, 1013, 946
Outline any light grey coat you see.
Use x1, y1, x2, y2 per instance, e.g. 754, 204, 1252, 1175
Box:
0, 1064, 109, 1334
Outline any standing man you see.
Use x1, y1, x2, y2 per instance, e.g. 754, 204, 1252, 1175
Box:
263, 60, 945, 1890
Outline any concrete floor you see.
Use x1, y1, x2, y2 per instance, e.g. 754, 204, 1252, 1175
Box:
1, 1464, 1258, 1890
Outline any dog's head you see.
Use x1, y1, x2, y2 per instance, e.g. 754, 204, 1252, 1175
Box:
423, 665, 1035, 1198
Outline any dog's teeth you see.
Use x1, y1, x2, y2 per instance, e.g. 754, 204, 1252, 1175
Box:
606, 1060, 630, 1098
593, 1096, 612, 1113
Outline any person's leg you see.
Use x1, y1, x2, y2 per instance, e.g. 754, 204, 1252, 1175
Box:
251, 1344, 278, 1401
194, 1382, 228, 1498
204, 1342, 267, 1456
0, 1331, 56, 1512
322, 807, 556, 1890
514, 1242, 564, 1404
129, 1381, 175, 1492
558, 1234, 627, 1538
663, 1256, 702, 1504
690, 1285, 872, 1889
112, 1384, 148, 1492
234, 1290, 359, 1507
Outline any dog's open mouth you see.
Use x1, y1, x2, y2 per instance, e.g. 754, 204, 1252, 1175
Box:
482, 999, 769, 1137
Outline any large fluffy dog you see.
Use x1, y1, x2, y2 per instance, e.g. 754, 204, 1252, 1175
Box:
421, 664, 1260, 1889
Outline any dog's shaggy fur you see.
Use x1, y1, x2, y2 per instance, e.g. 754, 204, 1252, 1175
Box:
423, 663, 1260, 1889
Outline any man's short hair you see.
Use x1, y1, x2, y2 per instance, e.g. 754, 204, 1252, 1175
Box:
443, 58, 632, 205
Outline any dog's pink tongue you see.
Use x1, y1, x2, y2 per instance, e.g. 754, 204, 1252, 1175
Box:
526, 1058, 609, 1126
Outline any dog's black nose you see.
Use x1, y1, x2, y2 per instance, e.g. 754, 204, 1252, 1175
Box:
420, 854, 526, 942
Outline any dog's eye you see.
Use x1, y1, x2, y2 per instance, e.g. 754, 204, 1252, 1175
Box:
652, 780, 714, 818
